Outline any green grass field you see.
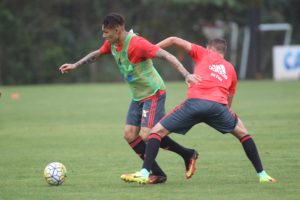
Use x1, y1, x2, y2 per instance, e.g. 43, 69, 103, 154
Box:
1, 81, 300, 200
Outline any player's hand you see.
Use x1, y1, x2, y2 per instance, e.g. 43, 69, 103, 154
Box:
59, 63, 76, 74
185, 74, 202, 87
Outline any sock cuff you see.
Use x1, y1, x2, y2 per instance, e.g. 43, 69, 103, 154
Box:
129, 136, 143, 148
147, 133, 162, 141
140, 168, 150, 177
257, 170, 266, 176
240, 134, 252, 143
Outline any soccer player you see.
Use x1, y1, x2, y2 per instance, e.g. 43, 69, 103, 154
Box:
59, 14, 201, 184
121, 37, 277, 184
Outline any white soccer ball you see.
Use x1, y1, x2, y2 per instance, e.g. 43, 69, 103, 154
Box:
44, 162, 67, 186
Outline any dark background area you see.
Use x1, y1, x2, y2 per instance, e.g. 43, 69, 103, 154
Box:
0, 0, 299, 85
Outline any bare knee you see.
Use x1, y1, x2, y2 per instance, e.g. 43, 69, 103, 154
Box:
232, 128, 248, 139
123, 130, 136, 142
123, 125, 140, 143
148, 123, 170, 139
140, 127, 167, 141
231, 118, 248, 139
140, 127, 151, 141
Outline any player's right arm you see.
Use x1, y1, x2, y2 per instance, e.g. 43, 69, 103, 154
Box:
59, 50, 102, 74
156, 37, 192, 53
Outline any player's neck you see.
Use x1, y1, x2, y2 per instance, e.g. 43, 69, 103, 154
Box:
116, 30, 127, 46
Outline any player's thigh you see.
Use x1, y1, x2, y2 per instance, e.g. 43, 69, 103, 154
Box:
206, 103, 238, 134
160, 100, 198, 135
141, 91, 166, 128
126, 100, 143, 127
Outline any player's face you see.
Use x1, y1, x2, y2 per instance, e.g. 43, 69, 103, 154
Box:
102, 25, 120, 44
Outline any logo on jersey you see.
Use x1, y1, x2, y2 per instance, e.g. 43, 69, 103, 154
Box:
142, 110, 149, 118
209, 64, 228, 81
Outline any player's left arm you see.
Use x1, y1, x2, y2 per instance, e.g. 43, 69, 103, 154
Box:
135, 36, 200, 85
155, 48, 201, 86
156, 37, 192, 53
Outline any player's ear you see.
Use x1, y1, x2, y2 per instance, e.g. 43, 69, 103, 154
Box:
115, 26, 121, 33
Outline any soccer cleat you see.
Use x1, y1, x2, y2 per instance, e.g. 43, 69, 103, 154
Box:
121, 169, 149, 184
258, 171, 277, 183
185, 150, 199, 179
259, 175, 277, 183
148, 175, 167, 184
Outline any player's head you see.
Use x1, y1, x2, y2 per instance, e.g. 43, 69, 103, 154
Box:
102, 13, 125, 44
102, 13, 125, 29
207, 38, 227, 55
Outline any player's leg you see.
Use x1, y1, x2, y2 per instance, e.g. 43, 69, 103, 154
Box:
122, 100, 167, 183
142, 123, 170, 181
140, 126, 197, 177
161, 137, 198, 178
121, 123, 170, 184
135, 126, 167, 183
231, 118, 276, 183
231, 119, 264, 173
140, 93, 198, 178
206, 103, 276, 183
123, 125, 167, 183
121, 99, 200, 184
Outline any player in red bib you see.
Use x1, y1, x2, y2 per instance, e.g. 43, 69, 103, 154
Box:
121, 37, 276, 184
186, 42, 237, 105
59, 14, 201, 184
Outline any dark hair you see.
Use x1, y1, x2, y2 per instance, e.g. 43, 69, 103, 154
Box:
102, 13, 125, 29
207, 38, 227, 54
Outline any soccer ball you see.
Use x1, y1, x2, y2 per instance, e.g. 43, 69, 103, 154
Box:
44, 162, 67, 186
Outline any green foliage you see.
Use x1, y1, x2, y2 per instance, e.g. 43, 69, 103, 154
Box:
0, 0, 299, 84
0, 81, 300, 199
169, 0, 238, 7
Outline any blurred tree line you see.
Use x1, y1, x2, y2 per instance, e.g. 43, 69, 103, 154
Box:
0, 0, 299, 85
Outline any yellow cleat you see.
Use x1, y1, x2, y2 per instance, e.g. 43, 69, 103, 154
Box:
258, 171, 277, 183
259, 176, 277, 183
121, 171, 149, 184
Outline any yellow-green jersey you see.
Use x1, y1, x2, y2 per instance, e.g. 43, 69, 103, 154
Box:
100, 33, 166, 101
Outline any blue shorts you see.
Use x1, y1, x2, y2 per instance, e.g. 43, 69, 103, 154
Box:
160, 98, 238, 134
126, 90, 166, 128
